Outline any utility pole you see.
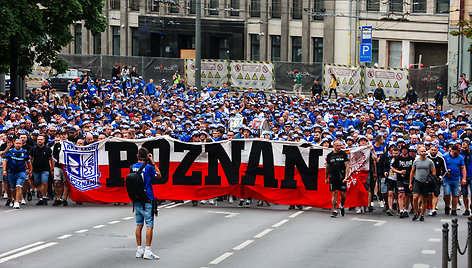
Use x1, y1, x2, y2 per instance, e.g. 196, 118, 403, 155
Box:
195, 0, 202, 89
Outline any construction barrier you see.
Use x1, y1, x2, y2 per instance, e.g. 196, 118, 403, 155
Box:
230, 60, 274, 90
324, 64, 362, 96
186, 59, 229, 88
364, 67, 409, 100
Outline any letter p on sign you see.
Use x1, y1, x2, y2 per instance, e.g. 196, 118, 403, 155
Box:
360, 44, 372, 63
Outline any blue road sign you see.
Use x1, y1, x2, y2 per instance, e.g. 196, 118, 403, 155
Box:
361, 26, 372, 44
360, 43, 372, 63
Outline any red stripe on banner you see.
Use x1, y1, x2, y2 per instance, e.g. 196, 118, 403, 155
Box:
67, 162, 368, 208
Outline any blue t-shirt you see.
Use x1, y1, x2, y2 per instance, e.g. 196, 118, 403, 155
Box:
5, 148, 30, 173
442, 152, 465, 183
130, 162, 157, 201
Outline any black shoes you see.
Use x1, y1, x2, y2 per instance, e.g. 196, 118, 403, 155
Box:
63, 200, 68, 206
52, 200, 63, 206
445, 206, 451, 215
36, 199, 44, 206
340, 207, 345, 217
451, 210, 457, 216
331, 211, 338, 218
412, 214, 419, 221
399, 212, 405, 219
462, 210, 470, 216
419, 215, 425, 221
27, 192, 32, 202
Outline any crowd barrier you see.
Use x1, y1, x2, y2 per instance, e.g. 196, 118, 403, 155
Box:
442, 217, 472, 268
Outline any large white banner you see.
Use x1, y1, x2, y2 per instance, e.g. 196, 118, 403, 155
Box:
324, 65, 362, 95
230, 61, 274, 90
364, 67, 408, 99
186, 59, 228, 87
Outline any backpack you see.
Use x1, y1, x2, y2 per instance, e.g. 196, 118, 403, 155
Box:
126, 163, 148, 203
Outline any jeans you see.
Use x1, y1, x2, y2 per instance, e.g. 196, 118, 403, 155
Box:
33, 171, 49, 186
8, 172, 27, 190
443, 181, 461, 197
134, 202, 154, 227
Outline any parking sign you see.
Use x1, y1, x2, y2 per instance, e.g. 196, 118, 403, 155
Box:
360, 44, 372, 63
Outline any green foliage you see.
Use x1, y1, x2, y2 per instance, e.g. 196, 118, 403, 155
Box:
451, 20, 472, 52
0, 0, 107, 76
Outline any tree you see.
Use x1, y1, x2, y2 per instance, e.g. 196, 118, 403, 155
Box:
0, 0, 107, 99
451, 20, 472, 52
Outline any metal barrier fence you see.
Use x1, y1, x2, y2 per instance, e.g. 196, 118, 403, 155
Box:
442, 217, 472, 268
49, 54, 447, 100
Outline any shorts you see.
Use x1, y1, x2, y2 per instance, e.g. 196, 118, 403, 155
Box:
386, 179, 396, 192
380, 177, 388, 194
33, 171, 49, 186
134, 202, 154, 227
8, 172, 27, 190
443, 181, 461, 197
413, 180, 430, 197
54, 167, 66, 183
396, 180, 406, 194
463, 88, 468, 94
461, 179, 472, 196
329, 178, 347, 192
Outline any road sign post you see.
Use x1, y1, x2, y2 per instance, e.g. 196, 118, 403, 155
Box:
360, 44, 372, 63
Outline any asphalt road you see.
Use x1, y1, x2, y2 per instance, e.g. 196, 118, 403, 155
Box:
0, 196, 470, 268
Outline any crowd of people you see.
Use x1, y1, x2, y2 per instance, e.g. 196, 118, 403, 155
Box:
1, 64, 470, 222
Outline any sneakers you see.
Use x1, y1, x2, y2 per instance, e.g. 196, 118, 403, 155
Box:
245, 200, 251, 208
36, 199, 44, 206
63, 200, 68, 206
399, 212, 405, 219
445, 206, 451, 215
192, 201, 198, 206
200, 200, 207, 205
43, 199, 48, 206
20, 199, 26, 205
296, 205, 303, 210
331, 211, 338, 218
386, 209, 395, 216
419, 215, 425, 221
412, 214, 419, 221
463, 210, 470, 216
228, 196, 234, 204
27, 192, 32, 202
13, 201, 20, 209
2, 193, 7, 199
136, 249, 144, 258
451, 210, 457, 216
340, 207, 345, 217
238, 200, 244, 207
379, 200, 385, 208
367, 206, 374, 212
52, 200, 63, 206
288, 205, 295, 210
209, 199, 215, 205
356, 208, 363, 214
404, 211, 409, 218
5, 199, 11, 207
143, 250, 159, 260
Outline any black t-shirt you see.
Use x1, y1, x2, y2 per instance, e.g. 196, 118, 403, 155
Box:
392, 155, 414, 181
52, 142, 62, 168
30, 145, 52, 172
326, 151, 349, 181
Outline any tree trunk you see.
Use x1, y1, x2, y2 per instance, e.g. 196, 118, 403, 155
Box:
9, 34, 18, 101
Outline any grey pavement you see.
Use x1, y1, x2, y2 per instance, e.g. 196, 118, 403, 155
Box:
0, 197, 470, 268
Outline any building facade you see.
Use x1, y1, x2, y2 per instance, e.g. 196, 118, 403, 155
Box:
63, 0, 449, 68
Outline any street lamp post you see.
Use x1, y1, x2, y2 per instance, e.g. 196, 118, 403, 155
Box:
195, 0, 201, 89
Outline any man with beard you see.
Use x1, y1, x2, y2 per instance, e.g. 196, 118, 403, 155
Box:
392, 146, 415, 218
325, 140, 351, 218
427, 145, 446, 216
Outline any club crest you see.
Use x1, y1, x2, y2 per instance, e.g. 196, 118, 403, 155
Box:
63, 141, 101, 191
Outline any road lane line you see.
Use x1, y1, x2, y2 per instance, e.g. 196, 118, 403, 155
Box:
158, 202, 175, 209
254, 229, 273, 238
108, 221, 120, 225
233, 240, 254, 250
57, 234, 72, 240
207, 211, 240, 218
4, 209, 16, 213
289, 211, 304, 218
272, 219, 289, 228
123, 216, 134, 220
421, 249, 436, 255
412, 264, 429, 268
75, 229, 89, 233
428, 238, 441, 243
440, 219, 451, 222
209, 252, 233, 265
352, 218, 386, 226
0, 242, 44, 258
303, 206, 312, 211
93, 225, 106, 229
0, 242, 57, 264
434, 228, 442, 232
165, 200, 190, 209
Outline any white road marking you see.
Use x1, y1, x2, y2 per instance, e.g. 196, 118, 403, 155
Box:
434, 228, 442, 232
421, 249, 436, 255
254, 229, 273, 238
233, 240, 254, 250
440, 219, 451, 222
428, 238, 441, 243
93, 225, 106, 229
207, 211, 240, 218
289, 211, 304, 218
158, 202, 175, 209
272, 219, 289, 228
412, 264, 430, 268
166, 200, 191, 209
352, 218, 386, 226
108, 221, 120, 225
4, 209, 16, 213
303, 206, 312, 211
0, 242, 44, 258
209, 252, 233, 265
0, 242, 57, 264
123, 216, 134, 220
75, 229, 89, 233
57, 234, 72, 240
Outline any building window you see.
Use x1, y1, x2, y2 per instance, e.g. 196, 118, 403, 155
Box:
130, 0, 140, 11
111, 0, 120, 10
313, 37, 323, 63
219, 38, 230, 59
189, 0, 196, 14
412, 0, 426, 13
112, 26, 120, 56
436, 0, 449, 13
366, 40, 379, 66
150, 0, 159, 12
230, 0, 239, 16
93, 34, 101, 55
292, 36, 302, 62
209, 0, 219, 15
271, 35, 281, 61
132, 28, 140, 56
74, 25, 82, 55
367, 0, 380, 11
250, 34, 260, 61
169, 4, 180, 13
389, 0, 403, 12
388, 41, 402, 68
272, 0, 281, 18
292, 0, 302, 19
313, 0, 324, 20
251, 0, 260, 17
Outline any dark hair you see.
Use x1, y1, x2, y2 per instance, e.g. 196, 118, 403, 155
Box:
451, 144, 461, 151
138, 147, 149, 159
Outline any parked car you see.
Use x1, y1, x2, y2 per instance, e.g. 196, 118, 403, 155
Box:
49, 69, 95, 91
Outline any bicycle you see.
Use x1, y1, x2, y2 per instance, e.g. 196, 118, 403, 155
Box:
448, 85, 467, 105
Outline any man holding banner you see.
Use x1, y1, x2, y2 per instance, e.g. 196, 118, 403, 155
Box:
325, 140, 351, 218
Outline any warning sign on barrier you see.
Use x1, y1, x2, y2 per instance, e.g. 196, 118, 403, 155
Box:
186, 59, 228, 87
230, 61, 274, 90
324, 65, 362, 95
364, 67, 408, 99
